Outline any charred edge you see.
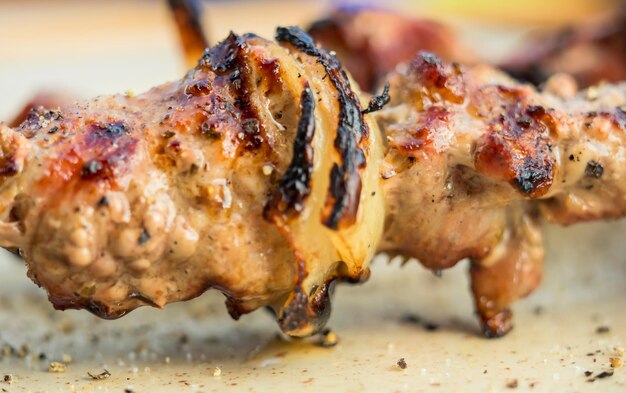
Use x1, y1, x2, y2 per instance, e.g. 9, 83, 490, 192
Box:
514, 157, 553, 195
49, 294, 129, 320
275, 26, 320, 56
362, 82, 390, 114
224, 296, 246, 320
200, 32, 245, 73
264, 85, 316, 219
279, 276, 336, 337
276, 25, 368, 230
202, 32, 263, 150
487, 101, 554, 197
513, 106, 555, 196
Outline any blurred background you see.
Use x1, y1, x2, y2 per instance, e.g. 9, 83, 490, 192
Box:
0, 0, 623, 119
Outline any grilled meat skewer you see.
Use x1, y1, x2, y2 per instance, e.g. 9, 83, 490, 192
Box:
1, 27, 624, 338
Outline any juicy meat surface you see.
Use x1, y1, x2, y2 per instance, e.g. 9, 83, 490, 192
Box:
308, 9, 475, 92
377, 52, 626, 336
0, 28, 384, 337
1, 27, 625, 338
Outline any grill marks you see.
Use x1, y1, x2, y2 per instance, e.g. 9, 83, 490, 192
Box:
275, 26, 368, 230
474, 88, 556, 198
264, 85, 316, 219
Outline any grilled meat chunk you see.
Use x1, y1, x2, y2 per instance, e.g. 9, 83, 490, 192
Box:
0, 28, 384, 337
377, 51, 626, 336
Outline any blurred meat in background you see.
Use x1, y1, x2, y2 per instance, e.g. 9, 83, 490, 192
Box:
308, 8, 476, 92
1, 0, 622, 119
502, 6, 626, 88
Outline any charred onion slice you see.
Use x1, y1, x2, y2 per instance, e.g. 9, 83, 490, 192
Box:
264, 26, 384, 336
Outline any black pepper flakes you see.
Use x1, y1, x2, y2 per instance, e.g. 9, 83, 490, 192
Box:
81, 160, 103, 178
596, 326, 610, 334
397, 358, 407, 369
585, 161, 603, 178
162, 130, 176, 139
2, 375, 12, 383
138, 228, 150, 245
587, 369, 614, 382
596, 370, 614, 379
200, 122, 221, 139
96, 196, 109, 207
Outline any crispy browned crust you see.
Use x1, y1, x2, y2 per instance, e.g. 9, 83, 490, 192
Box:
473, 89, 555, 198
378, 51, 626, 337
